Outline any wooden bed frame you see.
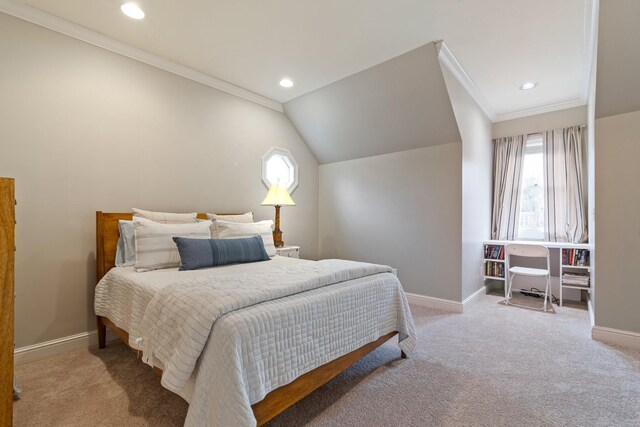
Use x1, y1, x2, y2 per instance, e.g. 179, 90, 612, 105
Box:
95, 211, 405, 425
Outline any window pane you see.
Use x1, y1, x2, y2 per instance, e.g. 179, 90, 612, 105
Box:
265, 154, 293, 187
518, 139, 545, 239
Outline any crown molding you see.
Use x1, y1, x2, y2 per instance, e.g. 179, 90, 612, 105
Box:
493, 0, 595, 125
0, 0, 284, 112
493, 98, 587, 122
438, 0, 597, 125
437, 41, 497, 122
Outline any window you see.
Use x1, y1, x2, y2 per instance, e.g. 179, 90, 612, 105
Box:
261, 147, 298, 193
492, 127, 587, 243
517, 135, 544, 240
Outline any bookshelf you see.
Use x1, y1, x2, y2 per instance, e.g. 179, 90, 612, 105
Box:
483, 240, 591, 307
483, 244, 505, 281
559, 248, 591, 307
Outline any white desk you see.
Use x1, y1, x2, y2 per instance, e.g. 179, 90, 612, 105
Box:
483, 240, 591, 306
484, 240, 591, 250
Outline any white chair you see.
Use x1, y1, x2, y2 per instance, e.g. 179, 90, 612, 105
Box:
504, 244, 551, 311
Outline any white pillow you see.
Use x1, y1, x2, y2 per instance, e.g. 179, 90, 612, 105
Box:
132, 208, 197, 224
134, 218, 212, 272
216, 220, 276, 257
206, 212, 254, 237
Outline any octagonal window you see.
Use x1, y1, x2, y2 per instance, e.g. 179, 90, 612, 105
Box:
262, 147, 298, 193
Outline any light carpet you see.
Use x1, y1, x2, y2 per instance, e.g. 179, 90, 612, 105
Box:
14, 293, 640, 426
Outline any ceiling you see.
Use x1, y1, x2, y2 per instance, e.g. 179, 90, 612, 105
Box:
16, 0, 590, 119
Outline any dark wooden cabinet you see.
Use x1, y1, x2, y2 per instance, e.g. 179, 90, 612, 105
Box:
0, 177, 15, 426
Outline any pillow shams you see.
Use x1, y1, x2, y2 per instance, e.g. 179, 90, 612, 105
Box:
216, 219, 276, 257
115, 220, 136, 267
173, 236, 270, 270
132, 208, 197, 224
207, 212, 254, 237
134, 218, 212, 272
115, 235, 125, 267
206, 212, 254, 222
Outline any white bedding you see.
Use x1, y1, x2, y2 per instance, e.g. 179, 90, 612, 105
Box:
94, 256, 416, 426
95, 257, 308, 350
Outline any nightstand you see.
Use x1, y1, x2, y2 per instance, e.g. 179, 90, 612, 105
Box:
276, 245, 300, 259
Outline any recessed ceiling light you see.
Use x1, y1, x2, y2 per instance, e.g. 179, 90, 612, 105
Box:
519, 81, 538, 90
279, 78, 294, 88
121, 3, 145, 20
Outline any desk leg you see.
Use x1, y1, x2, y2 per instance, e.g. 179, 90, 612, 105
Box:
504, 276, 508, 299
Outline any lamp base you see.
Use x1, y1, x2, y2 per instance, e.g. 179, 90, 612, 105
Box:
272, 205, 284, 247
273, 229, 284, 248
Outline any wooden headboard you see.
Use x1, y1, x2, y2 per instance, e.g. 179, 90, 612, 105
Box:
96, 211, 235, 283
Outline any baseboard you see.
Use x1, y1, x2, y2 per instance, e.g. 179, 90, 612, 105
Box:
592, 325, 640, 350
462, 286, 487, 309
405, 292, 463, 313
14, 330, 118, 365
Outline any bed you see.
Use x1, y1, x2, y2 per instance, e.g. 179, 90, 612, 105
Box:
94, 212, 416, 426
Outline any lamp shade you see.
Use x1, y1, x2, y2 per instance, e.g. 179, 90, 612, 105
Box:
261, 183, 296, 206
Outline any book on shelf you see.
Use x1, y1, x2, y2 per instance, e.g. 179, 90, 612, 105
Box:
562, 248, 590, 267
484, 244, 504, 261
485, 260, 504, 278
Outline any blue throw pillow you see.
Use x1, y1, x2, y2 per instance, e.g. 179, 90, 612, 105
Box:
173, 235, 270, 270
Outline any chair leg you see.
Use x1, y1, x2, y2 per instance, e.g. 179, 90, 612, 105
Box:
543, 276, 549, 312
504, 272, 509, 300
506, 273, 513, 304
504, 272, 509, 303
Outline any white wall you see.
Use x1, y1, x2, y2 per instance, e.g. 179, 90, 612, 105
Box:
441, 66, 493, 300
0, 13, 319, 347
492, 106, 588, 138
318, 143, 462, 301
594, 110, 640, 334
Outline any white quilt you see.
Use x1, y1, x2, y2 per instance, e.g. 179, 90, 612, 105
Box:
95, 257, 416, 426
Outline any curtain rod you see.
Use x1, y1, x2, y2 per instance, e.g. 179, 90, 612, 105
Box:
527, 124, 587, 135
493, 124, 588, 141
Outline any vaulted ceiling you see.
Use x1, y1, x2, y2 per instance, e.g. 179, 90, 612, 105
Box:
284, 43, 460, 164
13, 0, 591, 121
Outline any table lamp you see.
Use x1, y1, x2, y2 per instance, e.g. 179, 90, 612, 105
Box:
261, 183, 295, 247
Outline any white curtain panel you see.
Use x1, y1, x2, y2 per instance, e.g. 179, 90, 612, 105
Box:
491, 135, 527, 240
543, 126, 588, 243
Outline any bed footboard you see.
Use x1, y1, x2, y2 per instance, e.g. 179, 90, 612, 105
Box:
96, 316, 403, 426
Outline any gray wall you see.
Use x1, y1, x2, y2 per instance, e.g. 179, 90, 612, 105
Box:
441, 67, 493, 300
284, 42, 461, 164
595, 0, 640, 119
592, 0, 640, 334
318, 143, 462, 300
0, 13, 319, 348
492, 106, 588, 138
594, 111, 640, 334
